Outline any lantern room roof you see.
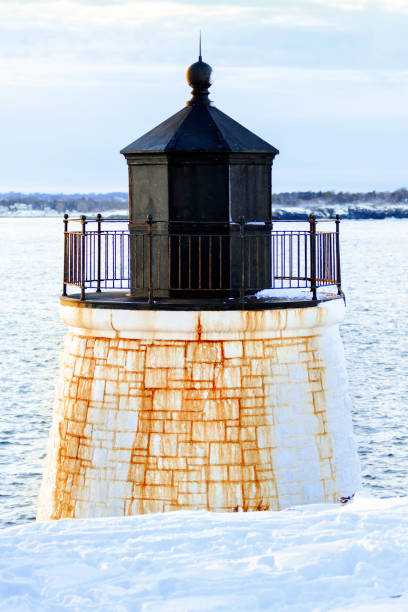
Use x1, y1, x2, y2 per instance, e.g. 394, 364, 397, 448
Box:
120, 56, 279, 156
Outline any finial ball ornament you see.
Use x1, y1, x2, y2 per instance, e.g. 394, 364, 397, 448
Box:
187, 60, 212, 89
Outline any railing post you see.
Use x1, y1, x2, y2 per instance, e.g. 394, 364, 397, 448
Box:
62, 213, 69, 296
147, 214, 153, 305
309, 214, 317, 301
239, 216, 246, 301
96, 213, 102, 293
335, 214, 342, 295
80, 215, 87, 301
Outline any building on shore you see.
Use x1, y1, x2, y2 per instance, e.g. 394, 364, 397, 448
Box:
37, 54, 360, 519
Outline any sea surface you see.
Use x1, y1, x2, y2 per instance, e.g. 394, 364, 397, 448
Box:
0, 218, 407, 529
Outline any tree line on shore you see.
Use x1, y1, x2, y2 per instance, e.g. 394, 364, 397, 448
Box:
1, 188, 407, 218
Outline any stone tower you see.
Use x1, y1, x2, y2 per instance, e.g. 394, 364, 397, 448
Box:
37, 54, 360, 520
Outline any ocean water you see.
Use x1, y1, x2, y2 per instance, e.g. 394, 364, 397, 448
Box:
0, 218, 407, 529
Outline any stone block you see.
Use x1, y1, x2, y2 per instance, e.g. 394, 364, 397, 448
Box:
145, 369, 168, 389
276, 345, 300, 364
157, 457, 187, 470
140, 485, 175, 502
243, 482, 261, 501
149, 433, 178, 457
67, 421, 85, 436
316, 434, 332, 459
190, 381, 213, 390
226, 427, 239, 441
192, 421, 226, 442
208, 483, 242, 509
87, 407, 105, 426
177, 481, 206, 494
115, 410, 139, 435
313, 390, 326, 412
256, 426, 276, 449
223, 341, 243, 358
132, 450, 148, 461
146, 346, 185, 368
243, 449, 260, 465
186, 342, 221, 363
244, 341, 264, 358
255, 468, 274, 482
90, 380, 105, 403
178, 442, 208, 458
308, 367, 322, 382
191, 362, 215, 381
319, 459, 332, 480
78, 444, 93, 461
109, 480, 134, 500
258, 481, 276, 499
145, 470, 172, 485
240, 415, 270, 427
107, 349, 126, 367
287, 364, 308, 383
128, 464, 146, 482
167, 380, 186, 389
93, 339, 109, 359
165, 421, 191, 434
228, 465, 252, 482
76, 379, 92, 401
206, 465, 228, 481
167, 367, 187, 381
135, 499, 165, 514
173, 469, 202, 483
242, 375, 263, 388
204, 399, 239, 421
72, 400, 88, 422
132, 432, 149, 450
153, 389, 183, 411
115, 431, 135, 449
210, 442, 241, 465
178, 493, 206, 507
70, 337, 87, 357
250, 359, 272, 376
215, 366, 241, 389
239, 427, 256, 442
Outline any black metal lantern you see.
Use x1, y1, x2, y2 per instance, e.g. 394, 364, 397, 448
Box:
121, 54, 279, 298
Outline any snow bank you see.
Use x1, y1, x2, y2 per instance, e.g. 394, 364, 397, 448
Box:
1, 494, 408, 611
254, 288, 338, 300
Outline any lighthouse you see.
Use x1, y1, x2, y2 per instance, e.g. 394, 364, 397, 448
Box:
37, 54, 360, 520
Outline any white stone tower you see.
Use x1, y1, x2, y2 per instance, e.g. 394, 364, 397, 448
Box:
37, 55, 360, 520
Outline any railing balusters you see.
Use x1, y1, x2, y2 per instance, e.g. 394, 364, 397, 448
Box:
309, 214, 317, 300
80, 215, 87, 301
239, 216, 245, 300
147, 214, 153, 304
96, 213, 102, 292
335, 214, 342, 295
62, 214, 69, 296
61, 215, 341, 301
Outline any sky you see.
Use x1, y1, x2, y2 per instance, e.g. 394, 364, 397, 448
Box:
1, 0, 407, 193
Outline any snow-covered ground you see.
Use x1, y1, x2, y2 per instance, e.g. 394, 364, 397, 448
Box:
2, 494, 408, 611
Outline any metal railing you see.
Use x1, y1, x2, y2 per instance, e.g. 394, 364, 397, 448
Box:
62, 214, 342, 303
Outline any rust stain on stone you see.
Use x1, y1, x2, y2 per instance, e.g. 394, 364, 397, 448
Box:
38, 309, 353, 520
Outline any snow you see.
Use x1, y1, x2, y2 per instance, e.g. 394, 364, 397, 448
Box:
255, 288, 313, 299
255, 287, 337, 299
1, 494, 408, 611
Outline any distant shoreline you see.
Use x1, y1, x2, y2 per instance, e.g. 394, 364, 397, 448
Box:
2, 209, 408, 220
1, 188, 407, 220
